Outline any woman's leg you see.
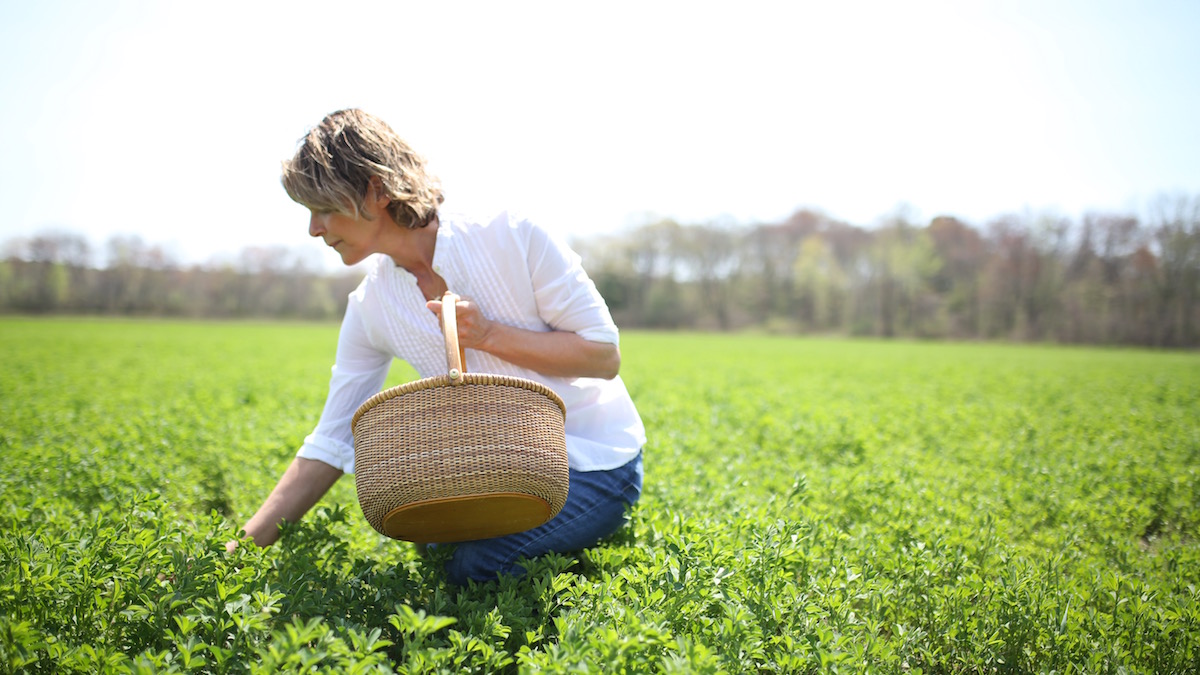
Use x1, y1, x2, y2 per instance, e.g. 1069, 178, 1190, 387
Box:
443, 453, 643, 585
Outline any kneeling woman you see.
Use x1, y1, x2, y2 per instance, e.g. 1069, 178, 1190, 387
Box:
232, 109, 645, 585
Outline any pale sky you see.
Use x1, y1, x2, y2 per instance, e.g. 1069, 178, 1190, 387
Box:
2, 0, 1198, 268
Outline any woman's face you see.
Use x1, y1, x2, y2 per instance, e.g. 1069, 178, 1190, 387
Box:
308, 208, 384, 266
306, 179, 396, 266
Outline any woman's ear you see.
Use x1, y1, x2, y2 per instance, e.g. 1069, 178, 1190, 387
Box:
365, 176, 393, 222
367, 176, 388, 205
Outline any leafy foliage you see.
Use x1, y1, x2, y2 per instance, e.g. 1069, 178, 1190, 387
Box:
2, 318, 1198, 672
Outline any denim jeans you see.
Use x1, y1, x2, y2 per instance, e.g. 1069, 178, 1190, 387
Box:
439, 452, 643, 585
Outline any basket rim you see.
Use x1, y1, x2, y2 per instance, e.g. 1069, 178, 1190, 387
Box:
351, 372, 567, 429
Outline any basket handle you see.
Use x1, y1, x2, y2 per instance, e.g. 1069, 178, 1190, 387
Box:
440, 291, 468, 384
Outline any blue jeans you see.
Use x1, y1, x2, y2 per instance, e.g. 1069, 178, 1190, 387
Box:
440, 452, 643, 585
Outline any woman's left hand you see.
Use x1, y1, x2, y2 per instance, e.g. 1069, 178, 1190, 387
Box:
426, 295, 620, 380
426, 296, 496, 351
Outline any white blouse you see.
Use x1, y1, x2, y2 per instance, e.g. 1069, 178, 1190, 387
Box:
296, 210, 646, 474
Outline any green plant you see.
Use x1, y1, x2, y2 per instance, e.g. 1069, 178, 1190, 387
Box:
2, 319, 1198, 673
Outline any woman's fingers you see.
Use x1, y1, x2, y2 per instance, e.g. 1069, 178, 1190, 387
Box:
427, 297, 492, 348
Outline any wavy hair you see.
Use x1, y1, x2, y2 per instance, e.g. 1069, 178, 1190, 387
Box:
281, 109, 444, 229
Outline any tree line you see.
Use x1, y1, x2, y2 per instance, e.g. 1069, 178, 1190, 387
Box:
0, 234, 362, 320
3, 193, 1197, 346
575, 193, 1199, 348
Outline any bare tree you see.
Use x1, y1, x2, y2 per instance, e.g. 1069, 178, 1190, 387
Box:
1148, 194, 1200, 346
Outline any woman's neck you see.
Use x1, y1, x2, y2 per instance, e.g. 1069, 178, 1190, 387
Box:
385, 215, 439, 275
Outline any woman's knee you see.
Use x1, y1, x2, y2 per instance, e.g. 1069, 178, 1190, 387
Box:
444, 542, 523, 585
440, 456, 644, 585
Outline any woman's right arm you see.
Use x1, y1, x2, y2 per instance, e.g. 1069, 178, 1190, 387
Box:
229, 298, 391, 550
234, 457, 344, 548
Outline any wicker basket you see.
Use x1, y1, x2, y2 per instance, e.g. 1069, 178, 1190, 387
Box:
350, 292, 569, 543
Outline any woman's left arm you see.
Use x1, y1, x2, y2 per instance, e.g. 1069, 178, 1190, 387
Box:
426, 297, 620, 379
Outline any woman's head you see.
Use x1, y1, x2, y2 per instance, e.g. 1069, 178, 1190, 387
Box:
281, 109, 444, 229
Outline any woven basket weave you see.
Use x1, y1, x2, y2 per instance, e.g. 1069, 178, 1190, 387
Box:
351, 292, 569, 543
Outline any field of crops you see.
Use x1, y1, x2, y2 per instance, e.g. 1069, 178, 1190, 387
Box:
2, 317, 1199, 673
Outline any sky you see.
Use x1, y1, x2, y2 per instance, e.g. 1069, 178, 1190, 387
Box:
1, 0, 1198, 268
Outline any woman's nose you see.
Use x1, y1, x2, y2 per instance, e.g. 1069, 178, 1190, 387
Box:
308, 213, 325, 238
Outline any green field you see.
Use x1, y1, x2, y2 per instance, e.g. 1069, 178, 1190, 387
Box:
2, 317, 1199, 673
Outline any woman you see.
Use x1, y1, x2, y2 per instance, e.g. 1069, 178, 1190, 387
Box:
232, 109, 645, 585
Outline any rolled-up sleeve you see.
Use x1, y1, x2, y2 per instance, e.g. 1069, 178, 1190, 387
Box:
524, 220, 620, 345
296, 297, 392, 474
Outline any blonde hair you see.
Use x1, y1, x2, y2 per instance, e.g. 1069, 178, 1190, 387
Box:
281, 109, 444, 228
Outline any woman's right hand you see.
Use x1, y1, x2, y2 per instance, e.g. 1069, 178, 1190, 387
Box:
235, 457, 344, 548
